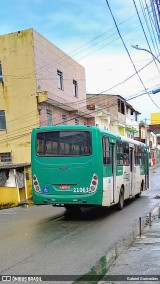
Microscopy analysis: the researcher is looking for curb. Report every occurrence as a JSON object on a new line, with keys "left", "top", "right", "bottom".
{"left": 18, "top": 200, "right": 34, "bottom": 207}
{"left": 104, "top": 215, "right": 147, "bottom": 268}
{"left": 101, "top": 205, "right": 160, "bottom": 279}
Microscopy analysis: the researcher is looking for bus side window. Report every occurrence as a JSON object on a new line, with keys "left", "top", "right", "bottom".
{"left": 135, "top": 145, "right": 141, "bottom": 165}
{"left": 102, "top": 136, "right": 110, "bottom": 165}
{"left": 117, "top": 140, "right": 123, "bottom": 165}
{"left": 123, "top": 142, "right": 129, "bottom": 165}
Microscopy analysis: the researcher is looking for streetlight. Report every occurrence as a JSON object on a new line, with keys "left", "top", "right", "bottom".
{"left": 132, "top": 45, "right": 160, "bottom": 147}
{"left": 132, "top": 45, "right": 160, "bottom": 95}
{"left": 132, "top": 45, "right": 160, "bottom": 64}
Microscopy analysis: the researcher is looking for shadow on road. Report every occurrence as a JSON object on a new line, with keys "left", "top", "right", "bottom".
{"left": 63, "top": 198, "right": 138, "bottom": 221}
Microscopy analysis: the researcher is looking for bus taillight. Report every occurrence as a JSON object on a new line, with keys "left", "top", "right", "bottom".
{"left": 89, "top": 174, "right": 98, "bottom": 193}
{"left": 92, "top": 180, "right": 97, "bottom": 186}
{"left": 33, "top": 174, "right": 42, "bottom": 193}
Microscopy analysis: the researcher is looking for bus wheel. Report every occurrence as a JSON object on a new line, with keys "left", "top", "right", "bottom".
{"left": 64, "top": 205, "right": 81, "bottom": 214}
{"left": 136, "top": 182, "right": 143, "bottom": 198}
{"left": 117, "top": 188, "right": 124, "bottom": 210}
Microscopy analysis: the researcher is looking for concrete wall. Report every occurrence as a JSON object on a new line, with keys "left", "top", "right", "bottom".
{"left": 0, "top": 29, "right": 39, "bottom": 164}
{"left": 0, "top": 28, "right": 89, "bottom": 207}
{"left": 39, "top": 103, "right": 88, "bottom": 126}
{"left": 0, "top": 187, "right": 19, "bottom": 208}
{"left": 25, "top": 165, "right": 32, "bottom": 200}
{"left": 33, "top": 29, "right": 87, "bottom": 111}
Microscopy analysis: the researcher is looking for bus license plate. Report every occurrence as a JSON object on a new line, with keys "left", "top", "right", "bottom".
{"left": 60, "top": 185, "right": 70, "bottom": 190}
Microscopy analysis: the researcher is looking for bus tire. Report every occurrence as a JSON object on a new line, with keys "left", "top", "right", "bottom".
{"left": 136, "top": 181, "right": 143, "bottom": 198}
{"left": 64, "top": 204, "right": 81, "bottom": 214}
{"left": 117, "top": 188, "right": 124, "bottom": 210}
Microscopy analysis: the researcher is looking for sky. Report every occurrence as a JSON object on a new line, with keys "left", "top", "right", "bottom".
{"left": 1, "top": 0, "right": 160, "bottom": 123}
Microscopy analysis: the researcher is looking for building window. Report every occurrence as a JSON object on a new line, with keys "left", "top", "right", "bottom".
{"left": 62, "top": 114, "right": 67, "bottom": 125}
{"left": 118, "top": 98, "right": 125, "bottom": 114}
{"left": 0, "top": 110, "right": 6, "bottom": 130}
{"left": 0, "top": 152, "right": 12, "bottom": 162}
{"left": 0, "top": 62, "right": 3, "bottom": 82}
{"left": 57, "top": 70, "right": 63, "bottom": 90}
{"left": 126, "top": 106, "right": 129, "bottom": 116}
{"left": 73, "top": 80, "right": 78, "bottom": 97}
{"left": 46, "top": 109, "right": 52, "bottom": 125}
{"left": 75, "top": 118, "right": 79, "bottom": 125}
{"left": 135, "top": 113, "right": 138, "bottom": 121}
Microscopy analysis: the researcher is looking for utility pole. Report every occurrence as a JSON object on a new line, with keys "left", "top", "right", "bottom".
{"left": 144, "top": 118, "right": 148, "bottom": 145}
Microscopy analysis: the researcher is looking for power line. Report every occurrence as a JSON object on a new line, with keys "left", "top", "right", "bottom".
{"left": 133, "top": 0, "right": 160, "bottom": 72}
{"left": 150, "top": 0, "right": 160, "bottom": 42}
{"left": 141, "top": 0, "right": 160, "bottom": 56}
{"left": 1, "top": 87, "right": 158, "bottom": 143}
{"left": 0, "top": 7, "right": 158, "bottom": 112}
{"left": 105, "top": 0, "right": 160, "bottom": 110}
{"left": 1, "top": 11, "right": 146, "bottom": 90}
{"left": 0, "top": 3, "right": 159, "bottom": 139}
{"left": 1, "top": 54, "right": 159, "bottom": 129}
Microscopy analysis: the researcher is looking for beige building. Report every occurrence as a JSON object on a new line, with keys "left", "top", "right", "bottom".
{"left": 86, "top": 94, "right": 140, "bottom": 137}
{"left": 0, "top": 28, "right": 92, "bottom": 207}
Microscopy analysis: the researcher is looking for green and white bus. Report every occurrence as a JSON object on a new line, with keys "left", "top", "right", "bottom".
{"left": 31, "top": 125, "right": 149, "bottom": 212}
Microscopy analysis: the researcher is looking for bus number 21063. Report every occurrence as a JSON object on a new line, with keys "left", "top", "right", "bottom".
{"left": 73, "top": 187, "right": 89, "bottom": 193}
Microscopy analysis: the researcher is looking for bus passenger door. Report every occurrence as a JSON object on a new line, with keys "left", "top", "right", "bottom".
{"left": 129, "top": 147, "right": 134, "bottom": 197}
{"left": 110, "top": 143, "right": 116, "bottom": 203}
{"left": 102, "top": 137, "right": 116, "bottom": 206}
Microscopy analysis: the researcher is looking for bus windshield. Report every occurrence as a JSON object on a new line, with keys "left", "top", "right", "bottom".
{"left": 36, "top": 130, "right": 92, "bottom": 157}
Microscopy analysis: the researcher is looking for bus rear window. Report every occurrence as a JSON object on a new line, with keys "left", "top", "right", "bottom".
{"left": 36, "top": 131, "right": 91, "bottom": 156}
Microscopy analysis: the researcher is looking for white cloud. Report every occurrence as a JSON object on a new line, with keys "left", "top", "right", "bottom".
{"left": 81, "top": 52, "right": 160, "bottom": 121}
{"left": 0, "top": 0, "right": 159, "bottom": 122}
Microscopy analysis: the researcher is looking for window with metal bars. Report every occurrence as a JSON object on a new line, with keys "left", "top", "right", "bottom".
{"left": 57, "top": 70, "right": 63, "bottom": 90}
{"left": 62, "top": 114, "right": 67, "bottom": 125}
{"left": 75, "top": 118, "right": 79, "bottom": 125}
{"left": 0, "top": 110, "right": 6, "bottom": 130}
{"left": 0, "top": 62, "right": 3, "bottom": 83}
{"left": 0, "top": 152, "right": 12, "bottom": 162}
{"left": 73, "top": 79, "right": 78, "bottom": 97}
{"left": 46, "top": 109, "right": 52, "bottom": 125}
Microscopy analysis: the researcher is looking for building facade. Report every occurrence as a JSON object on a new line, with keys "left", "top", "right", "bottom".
{"left": 0, "top": 28, "right": 92, "bottom": 206}
{"left": 86, "top": 94, "right": 140, "bottom": 137}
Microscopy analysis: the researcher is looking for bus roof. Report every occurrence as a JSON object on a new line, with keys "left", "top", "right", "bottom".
{"left": 32, "top": 125, "right": 146, "bottom": 147}
{"left": 120, "top": 135, "right": 147, "bottom": 147}
{"left": 32, "top": 125, "right": 121, "bottom": 139}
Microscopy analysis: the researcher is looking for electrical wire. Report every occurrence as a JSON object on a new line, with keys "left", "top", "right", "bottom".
{"left": 1, "top": 9, "right": 147, "bottom": 91}
{"left": 0, "top": 3, "right": 160, "bottom": 141}
{"left": 133, "top": 0, "right": 160, "bottom": 72}
{"left": 139, "top": 0, "right": 160, "bottom": 58}
{"left": 1, "top": 84, "right": 159, "bottom": 143}
{"left": 1, "top": 53, "right": 160, "bottom": 129}
{"left": 105, "top": 0, "right": 160, "bottom": 110}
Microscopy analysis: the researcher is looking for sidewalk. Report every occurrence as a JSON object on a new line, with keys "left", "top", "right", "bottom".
{"left": 99, "top": 210, "right": 160, "bottom": 283}
{"left": 97, "top": 165, "right": 160, "bottom": 284}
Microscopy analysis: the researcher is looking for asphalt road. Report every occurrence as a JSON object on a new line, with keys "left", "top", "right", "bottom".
{"left": 0, "top": 166, "right": 160, "bottom": 280}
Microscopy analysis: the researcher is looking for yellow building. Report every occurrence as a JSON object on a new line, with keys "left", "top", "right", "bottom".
{"left": 0, "top": 28, "right": 90, "bottom": 207}
{"left": 151, "top": 113, "right": 160, "bottom": 125}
